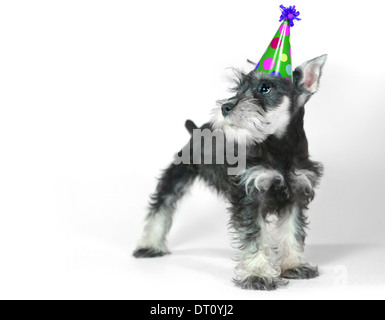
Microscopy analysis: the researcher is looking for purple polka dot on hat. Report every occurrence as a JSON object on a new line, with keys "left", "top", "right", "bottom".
{"left": 263, "top": 58, "right": 275, "bottom": 71}
{"left": 279, "top": 23, "right": 290, "bottom": 36}
{"left": 270, "top": 38, "right": 282, "bottom": 49}
{"left": 270, "top": 71, "right": 281, "bottom": 77}
{"left": 285, "top": 77, "right": 291, "bottom": 82}
{"left": 289, "top": 48, "right": 292, "bottom": 57}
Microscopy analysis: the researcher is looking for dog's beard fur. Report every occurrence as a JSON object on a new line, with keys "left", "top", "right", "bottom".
{"left": 210, "top": 70, "right": 293, "bottom": 145}
{"left": 211, "top": 96, "right": 291, "bottom": 145}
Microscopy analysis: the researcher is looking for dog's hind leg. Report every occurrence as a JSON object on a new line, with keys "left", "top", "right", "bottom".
{"left": 133, "top": 163, "right": 197, "bottom": 258}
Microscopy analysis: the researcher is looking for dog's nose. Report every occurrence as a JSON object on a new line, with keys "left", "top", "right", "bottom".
{"left": 221, "top": 103, "right": 235, "bottom": 117}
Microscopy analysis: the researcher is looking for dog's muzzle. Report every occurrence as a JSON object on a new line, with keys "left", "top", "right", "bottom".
{"left": 221, "top": 103, "right": 236, "bottom": 117}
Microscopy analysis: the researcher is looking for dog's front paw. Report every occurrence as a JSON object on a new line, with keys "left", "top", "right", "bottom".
{"left": 133, "top": 247, "right": 169, "bottom": 258}
{"left": 274, "top": 183, "right": 290, "bottom": 201}
{"left": 234, "top": 276, "right": 287, "bottom": 291}
{"left": 282, "top": 265, "right": 319, "bottom": 280}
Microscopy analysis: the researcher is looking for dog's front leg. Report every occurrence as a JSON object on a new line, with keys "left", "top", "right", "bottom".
{"left": 231, "top": 205, "right": 286, "bottom": 291}
{"left": 277, "top": 204, "right": 319, "bottom": 280}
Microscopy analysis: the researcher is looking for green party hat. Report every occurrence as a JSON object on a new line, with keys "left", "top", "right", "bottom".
{"left": 255, "top": 5, "right": 301, "bottom": 82}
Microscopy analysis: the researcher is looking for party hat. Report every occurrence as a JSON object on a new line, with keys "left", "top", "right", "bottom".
{"left": 255, "top": 5, "right": 301, "bottom": 82}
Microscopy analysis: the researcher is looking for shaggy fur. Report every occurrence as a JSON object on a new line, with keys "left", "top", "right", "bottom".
{"left": 134, "top": 55, "right": 327, "bottom": 290}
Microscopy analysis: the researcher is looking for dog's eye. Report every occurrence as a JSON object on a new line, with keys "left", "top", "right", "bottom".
{"left": 258, "top": 83, "right": 271, "bottom": 95}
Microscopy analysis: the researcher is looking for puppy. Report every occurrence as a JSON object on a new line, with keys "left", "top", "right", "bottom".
{"left": 134, "top": 55, "right": 327, "bottom": 291}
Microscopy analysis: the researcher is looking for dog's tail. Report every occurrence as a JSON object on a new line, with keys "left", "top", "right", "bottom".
{"left": 185, "top": 120, "right": 198, "bottom": 135}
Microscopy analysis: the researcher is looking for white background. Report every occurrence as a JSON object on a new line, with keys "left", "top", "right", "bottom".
{"left": 1, "top": 0, "right": 385, "bottom": 300}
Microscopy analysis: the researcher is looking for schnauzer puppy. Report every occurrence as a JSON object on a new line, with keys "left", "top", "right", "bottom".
{"left": 134, "top": 55, "right": 327, "bottom": 291}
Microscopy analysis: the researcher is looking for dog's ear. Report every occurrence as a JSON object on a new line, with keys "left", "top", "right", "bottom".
{"left": 293, "top": 54, "right": 327, "bottom": 105}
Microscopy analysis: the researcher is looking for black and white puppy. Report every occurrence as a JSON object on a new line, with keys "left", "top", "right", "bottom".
{"left": 134, "top": 55, "right": 327, "bottom": 291}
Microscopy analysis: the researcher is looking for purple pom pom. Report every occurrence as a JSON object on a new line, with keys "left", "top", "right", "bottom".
{"left": 279, "top": 5, "right": 301, "bottom": 27}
